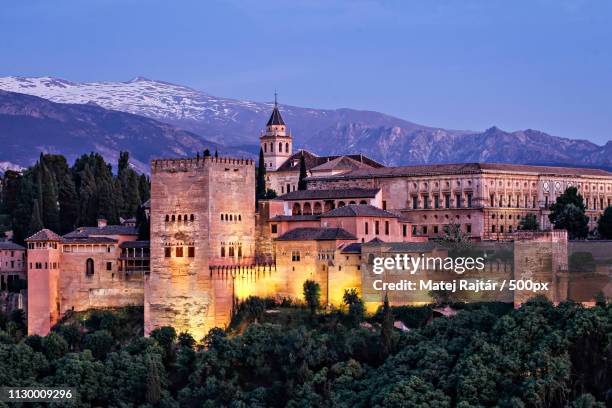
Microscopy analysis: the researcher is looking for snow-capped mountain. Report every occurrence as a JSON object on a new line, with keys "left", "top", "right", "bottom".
{"left": 0, "top": 76, "right": 611, "bottom": 169}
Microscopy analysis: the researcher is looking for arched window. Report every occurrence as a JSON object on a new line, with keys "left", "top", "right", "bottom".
{"left": 238, "top": 215, "right": 241, "bottom": 221}
{"left": 221, "top": 246, "right": 225, "bottom": 257}
{"left": 230, "top": 214, "right": 233, "bottom": 221}
{"left": 303, "top": 202, "right": 312, "bottom": 215}
{"left": 220, "top": 214, "right": 223, "bottom": 221}
{"left": 165, "top": 215, "right": 169, "bottom": 222}
{"left": 286, "top": 142, "right": 289, "bottom": 152}
{"left": 264, "top": 144, "right": 267, "bottom": 153}
{"left": 184, "top": 214, "right": 188, "bottom": 222}
{"left": 292, "top": 203, "right": 302, "bottom": 215}
{"left": 178, "top": 215, "right": 182, "bottom": 221}
{"left": 270, "top": 142, "right": 273, "bottom": 152}
{"left": 359, "top": 200, "right": 367, "bottom": 205}
{"left": 338, "top": 201, "right": 346, "bottom": 207}
{"left": 313, "top": 202, "right": 322, "bottom": 215}
{"left": 171, "top": 215, "right": 176, "bottom": 222}
{"left": 229, "top": 246, "right": 235, "bottom": 257}
{"left": 86, "top": 258, "right": 94, "bottom": 276}
{"left": 190, "top": 214, "right": 195, "bottom": 221}
{"left": 238, "top": 246, "right": 242, "bottom": 258}
{"left": 279, "top": 142, "right": 283, "bottom": 152}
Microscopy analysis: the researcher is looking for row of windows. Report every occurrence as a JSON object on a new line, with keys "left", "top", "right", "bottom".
{"left": 27, "top": 242, "right": 58, "bottom": 249}
{"left": 412, "top": 194, "right": 473, "bottom": 210}
{"left": 30, "top": 262, "right": 59, "bottom": 270}
{"left": 263, "top": 142, "right": 290, "bottom": 154}
{"left": 220, "top": 213, "right": 242, "bottom": 222}
{"left": 165, "top": 214, "right": 195, "bottom": 222}
{"left": 164, "top": 246, "right": 196, "bottom": 258}
{"left": 3, "top": 261, "right": 22, "bottom": 268}
{"left": 413, "top": 224, "right": 472, "bottom": 236}
{"left": 221, "top": 245, "right": 243, "bottom": 258}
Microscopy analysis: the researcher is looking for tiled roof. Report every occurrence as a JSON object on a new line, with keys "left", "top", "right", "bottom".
{"left": 276, "top": 188, "right": 380, "bottom": 201}
{"left": 269, "top": 215, "right": 321, "bottom": 222}
{"left": 63, "top": 225, "right": 138, "bottom": 239}
{"left": 0, "top": 241, "right": 25, "bottom": 250}
{"left": 275, "top": 150, "right": 384, "bottom": 173}
{"left": 26, "top": 229, "right": 63, "bottom": 242}
{"left": 311, "top": 162, "right": 612, "bottom": 180}
{"left": 276, "top": 227, "right": 357, "bottom": 241}
{"left": 341, "top": 243, "right": 362, "bottom": 254}
{"left": 120, "top": 240, "right": 150, "bottom": 248}
{"left": 310, "top": 156, "right": 372, "bottom": 172}
{"left": 321, "top": 204, "right": 398, "bottom": 218}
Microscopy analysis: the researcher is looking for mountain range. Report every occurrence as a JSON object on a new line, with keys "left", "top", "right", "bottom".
{"left": 0, "top": 76, "right": 610, "bottom": 173}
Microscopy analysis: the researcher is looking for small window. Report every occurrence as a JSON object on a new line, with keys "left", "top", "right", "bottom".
{"left": 385, "top": 221, "right": 390, "bottom": 235}
{"left": 375, "top": 221, "right": 380, "bottom": 235}
{"left": 188, "top": 246, "right": 195, "bottom": 257}
{"left": 190, "top": 214, "right": 195, "bottom": 221}
{"left": 165, "top": 215, "right": 170, "bottom": 222}
{"left": 229, "top": 246, "right": 235, "bottom": 257}
{"left": 402, "top": 224, "right": 407, "bottom": 237}
{"left": 171, "top": 215, "right": 176, "bottom": 222}
{"left": 106, "top": 262, "right": 112, "bottom": 271}
{"left": 176, "top": 247, "right": 184, "bottom": 257}
{"left": 221, "top": 247, "right": 225, "bottom": 257}
{"left": 291, "top": 251, "right": 301, "bottom": 262}
{"left": 365, "top": 222, "right": 369, "bottom": 235}
{"left": 164, "top": 247, "right": 171, "bottom": 257}
{"left": 178, "top": 214, "right": 182, "bottom": 221}
{"left": 86, "top": 258, "right": 94, "bottom": 276}
{"left": 271, "top": 224, "right": 278, "bottom": 234}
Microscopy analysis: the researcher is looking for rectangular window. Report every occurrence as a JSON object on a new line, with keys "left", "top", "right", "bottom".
{"left": 402, "top": 224, "right": 407, "bottom": 237}
{"left": 382, "top": 201, "right": 387, "bottom": 210}
{"left": 491, "top": 225, "right": 496, "bottom": 233}
{"left": 188, "top": 247, "right": 195, "bottom": 257}
{"left": 467, "top": 194, "right": 472, "bottom": 208}
{"left": 433, "top": 225, "right": 439, "bottom": 234}
{"left": 164, "top": 247, "right": 171, "bottom": 258}
{"left": 271, "top": 224, "right": 278, "bottom": 234}
{"left": 533, "top": 196, "right": 537, "bottom": 208}
{"left": 500, "top": 225, "right": 504, "bottom": 233}
{"left": 106, "top": 262, "right": 112, "bottom": 271}
{"left": 490, "top": 194, "right": 495, "bottom": 207}
{"left": 176, "top": 247, "right": 184, "bottom": 257}
{"left": 291, "top": 251, "right": 300, "bottom": 262}
{"left": 445, "top": 195, "right": 451, "bottom": 208}
{"left": 545, "top": 196, "right": 549, "bottom": 208}
{"left": 422, "top": 226, "right": 428, "bottom": 235}
{"left": 466, "top": 224, "right": 472, "bottom": 234}
{"left": 365, "top": 222, "right": 369, "bottom": 235}
{"left": 384, "top": 221, "right": 389, "bottom": 235}
{"left": 423, "top": 195, "right": 429, "bottom": 209}
{"left": 434, "top": 195, "right": 440, "bottom": 209}
{"left": 412, "top": 196, "right": 418, "bottom": 209}
{"left": 456, "top": 194, "right": 462, "bottom": 208}
{"left": 375, "top": 221, "right": 380, "bottom": 235}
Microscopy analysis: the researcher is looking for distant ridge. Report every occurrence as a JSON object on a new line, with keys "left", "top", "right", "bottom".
{"left": 0, "top": 76, "right": 611, "bottom": 169}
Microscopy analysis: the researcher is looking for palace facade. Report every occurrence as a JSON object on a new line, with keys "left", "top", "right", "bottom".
{"left": 24, "top": 101, "right": 612, "bottom": 338}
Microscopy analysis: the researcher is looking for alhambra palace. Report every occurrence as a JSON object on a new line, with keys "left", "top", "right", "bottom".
{"left": 6, "top": 102, "right": 611, "bottom": 339}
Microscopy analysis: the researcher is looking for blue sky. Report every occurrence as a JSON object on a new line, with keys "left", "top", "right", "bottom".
{"left": 1, "top": 0, "right": 611, "bottom": 144}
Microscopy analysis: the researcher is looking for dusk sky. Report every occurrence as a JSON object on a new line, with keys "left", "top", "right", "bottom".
{"left": 2, "top": 0, "right": 611, "bottom": 145}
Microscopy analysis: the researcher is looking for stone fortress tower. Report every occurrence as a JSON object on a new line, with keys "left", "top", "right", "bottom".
{"left": 260, "top": 93, "right": 292, "bottom": 171}
{"left": 146, "top": 156, "right": 256, "bottom": 340}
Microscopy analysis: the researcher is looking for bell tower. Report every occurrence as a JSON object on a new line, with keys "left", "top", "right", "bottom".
{"left": 260, "top": 93, "right": 292, "bottom": 171}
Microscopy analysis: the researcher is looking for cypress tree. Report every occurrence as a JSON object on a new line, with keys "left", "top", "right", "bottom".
{"left": 380, "top": 293, "right": 394, "bottom": 358}
{"left": 78, "top": 164, "right": 97, "bottom": 226}
{"left": 138, "top": 174, "right": 150, "bottom": 204}
{"left": 41, "top": 162, "right": 60, "bottom": 232}
{"left": 28, "top": 199, "right": 44, "bottom": 236}
{"left": 136, "top": 204, "right": 150, "bottom": 240}
{"left": 12, "top": 173, "right": 36, "bottom": 243}
{"left": 298, "top": 152, "right": 308, "bottom": 190}
{"left": 256, "top": 148, "right": 266, "bottom": 199}
{"left": 58, "top": 172, "right": 79, "bottom": 234}
{"left": 214, "top": 149, "right": 219, "bottom": 158}
{"left": 124, "top": 171, "right": 141, "bottom": 218}
{"left": 145, "top": 355, "right": 161, "bottom": 405}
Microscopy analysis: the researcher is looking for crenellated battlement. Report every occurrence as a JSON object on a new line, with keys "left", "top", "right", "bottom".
{"left": 151, "top": 156, "right": 254, "bottom": 173}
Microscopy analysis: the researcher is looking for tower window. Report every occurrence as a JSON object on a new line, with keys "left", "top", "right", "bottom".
{"left": 164, "top": 247, "right": 171, "bottom": 257}
{"left": 264, "top": 144, "right": 267, "bottom": 153}
{"left": 286, "top": 142, "right": 289, "bottom": 152}
{"left": 221, "top": 246, "right": 225, "bottom": 257}
{"left": 176, "top": 247, "right": 184, "bottom": 257}
{"left": 188, "top": 247, "right": 195, "bottom": 257}
{"left": 279, "top": 142, "right": 282, "bottom": 152}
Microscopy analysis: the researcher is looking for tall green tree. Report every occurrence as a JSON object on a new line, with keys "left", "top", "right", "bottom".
{"left": 40, "top": 162, "right": 60, "bottom": 232}
{"left": 256, "top": 148, "right": 267, "bottom": 200}
{"left": 28, "top": 199, "right": 44, "bottom": 236}
{"left": 58, "top": 172, "right": 79, "bottom": 234}
{"left": 380, "top": 294, "right": 394, "bottom": 357}
{"left": 596, "top": 206, "right": 612, "bottom": 239}
{"left": 298, "top": 152, "right": 308, "bottom": 190}
{"left": 138, "top": 174, "right": 150, "bottom": 203}
{"left": 549, "top": 187, "right": 589, "bottom": 239}
{"left": 11, "top": 172, "right": 35, "bottom": 243}
{"left": 136, "top": 204, "right": 150, "bottom": 240}
{"left": 78, "top": 164, "right": 98, "bottom": 226}
{"left": 303, "top": 280, "right": 321, "bottom": 316}
{"left": 145, "top": 355, "right": 162, "bottom": 405}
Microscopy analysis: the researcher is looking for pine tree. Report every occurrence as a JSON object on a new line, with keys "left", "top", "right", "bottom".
{"left": 58, "top": 172, "right": 79, "bottom": 234}
{"left": 256, "top": 148, "right": 266, "bottom": 200}
{"left": 28, "top": 199, "right": 44, "bottom": 236}
{"left": 298, "top": 152, "right": 308, "bottom": 191}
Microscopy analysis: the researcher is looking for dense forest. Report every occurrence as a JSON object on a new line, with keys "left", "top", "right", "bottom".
{"left": 0, "top": 296, "right": 609, "bottom": 407}
{"left": 0, "top": 152, "right": 150, "bottom": 243}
